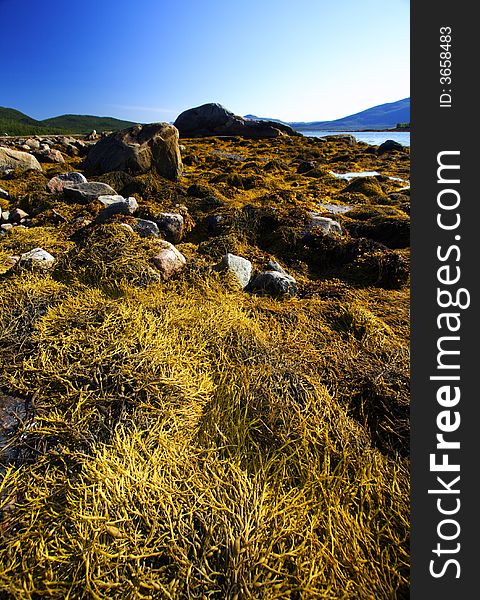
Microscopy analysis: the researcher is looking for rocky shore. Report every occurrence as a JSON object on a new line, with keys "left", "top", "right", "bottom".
{"left": 0, "top": 105, "right": 410, "bottom": 598}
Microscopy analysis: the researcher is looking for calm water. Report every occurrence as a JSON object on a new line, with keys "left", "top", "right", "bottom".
{"left": 297, "top": 130, "right": 410, "bottom": 147}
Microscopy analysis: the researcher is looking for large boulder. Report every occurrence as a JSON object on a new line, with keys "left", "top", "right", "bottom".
{"left": 378, "top": 139, "right": 404, "bottom": 154}
{"left": 83, "top": 123, "right": 182, "bottom": 180}
{"left": 174, "top": 103, "right": 300, "bottom": 139}
{"left": 0, "top": 148, "right": 42, "bottom": 172}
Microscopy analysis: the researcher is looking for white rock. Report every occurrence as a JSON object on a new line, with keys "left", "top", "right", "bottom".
{"left": 19, "top": 248, "right": 55, "bottom": 269}
{"left": 215, "top": 253, "right": 252, "bottom": 288}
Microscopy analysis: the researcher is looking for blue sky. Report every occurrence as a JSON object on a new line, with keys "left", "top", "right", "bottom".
{"left": 0, "top": 0, "right": 409, "bottom": 123}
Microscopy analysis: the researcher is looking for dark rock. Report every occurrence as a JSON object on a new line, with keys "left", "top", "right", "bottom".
{"left": 248, "top": 270, "right": 297, "bottom": 297}
{"left": 174, "top": 103, "right": 301, "bottom": 139}
{"left": 187, "top": 183, "right": 212, "bottom": 198}
{"left": 84, "top": 122, "right": 183, "bottom": 181}
{"left": 9, "top": 208, "right": 29, "bottom": 223}
{"left": 0, "top": 391, "right": 29, "bottom": 465}
{"left": 0, "top": 187, "right": 10, "bottom": 200}
{"left": 204, "top": 214, "right": 225, "bottom": 235}
{"left": 63, "top": 182, "right": 117, "bottom": 203}
{"left": 378, "top": 139, "right": 404, "bottom": 154}
{"left": 297, "top": 160, "right": 316, "bottom": 174}
{"left": 156, "top": 212, "right": 184, "bottom": 243}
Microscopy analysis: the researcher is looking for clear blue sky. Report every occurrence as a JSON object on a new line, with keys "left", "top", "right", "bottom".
{"left": 0, "top": 0, "right": 409, "bottom": 123}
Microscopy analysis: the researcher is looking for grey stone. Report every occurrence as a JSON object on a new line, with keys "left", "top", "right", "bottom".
{"left": 248, "top": 270, "right": 297, "bottom": 297}
{"left": 24, "top": 138, "right": 40, "bottom": 149}
{"left": 0, "top": 148, "right": 42, "bottom": 172}
{"left": 0, "top": 187, "right": 9, "bottom": 200}
{"left": 215, "top": 253, "right": 252, "bottom": 288}
{"left": 134, "top": 219, "right": 160, "bottom": 237}
{"left": 265, "top": 260, "right": 287, "bottom": 274}
{"left": 305, "top": 214, "right": 342, "bottom": 236}
{"left": 323, "top": 134, "right": 357, "bottom": 146}
{"left": 33, "top": 149, "right": 65, "bottom": 164}
{"left": 63, "top": 182, "right": 117, "bottom": 203}
{"left": 95, "top": 196, "right": 138, "bottom": 223}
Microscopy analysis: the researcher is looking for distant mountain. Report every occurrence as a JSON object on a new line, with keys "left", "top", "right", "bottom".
{"left": 244, "top": 98, "right": 410, "bottom": 131}
{"left": 0, "top": 106, "right": 139, "bottom": 136}
{"left": 244, "top": 114, "right": 289, "bottom": 125}
{"left": 291, "top": 99, "right": 410, "bottom": 131}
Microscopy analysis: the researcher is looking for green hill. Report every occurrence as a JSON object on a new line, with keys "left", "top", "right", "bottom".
{"left": 0, "top": 107, "right": 139, "bottom": 136}
{"left": 41, "top": 114, "right": 138, "bottom": 134}
{"left": 0, "top": 107, "right": 67, "bottom": 136}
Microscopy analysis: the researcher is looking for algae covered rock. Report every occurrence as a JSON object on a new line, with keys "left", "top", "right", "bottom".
{"left": 84, "top": 122, "right": 183, "bottom": 181}
{"left": 342, "top": 176, "right": 385, "bottom": 198}
{"left": 215, "top": 253, "right": 252, "bottom": 288}
{"left": 0, "top": 148, "right": 42, "bottom": 172}
{"left": 305, "top": 214, "right": 342, "bottom": 236}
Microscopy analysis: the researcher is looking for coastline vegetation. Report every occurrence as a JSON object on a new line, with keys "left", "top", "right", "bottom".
{"left": 0, "top": 133, "right": 410, "bottom": 598}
